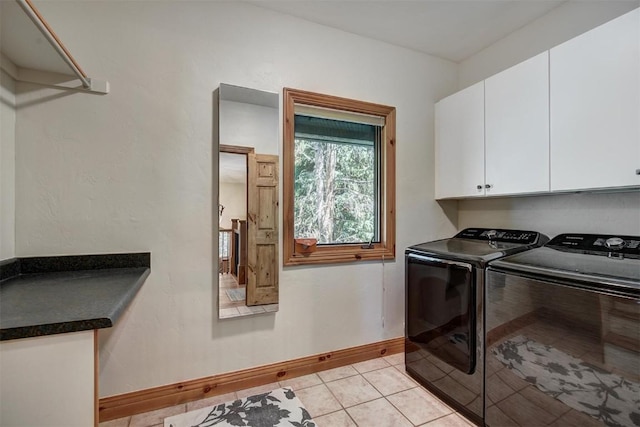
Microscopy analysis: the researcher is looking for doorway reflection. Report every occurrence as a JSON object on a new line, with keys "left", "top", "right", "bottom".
{"left": 217, "top": 83, "right": 279, "bottom": 319}
{"left": 218, "top": 149, "right": 278, "bottom": 318}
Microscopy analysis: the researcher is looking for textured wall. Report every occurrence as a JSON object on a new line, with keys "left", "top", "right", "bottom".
{"left": 1, "top": 70, "right": 15, "bottom": 260}
{"left": 458, "top": 192, "right": 640, "bottom": 237}
{"left": 14, "top": 1, "right": 458, "bottom": 396}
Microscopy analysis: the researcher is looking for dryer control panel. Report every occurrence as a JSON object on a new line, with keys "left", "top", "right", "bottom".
{"left": 455, "top": 228, "right": 542, "bottom": 244}
{"left": 547, "top": 233, "right": 640, "bottom": 258}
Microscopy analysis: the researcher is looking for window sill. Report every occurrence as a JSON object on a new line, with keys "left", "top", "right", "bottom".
{"left": 284, "top": 245, "right": 395, "bottom": 266}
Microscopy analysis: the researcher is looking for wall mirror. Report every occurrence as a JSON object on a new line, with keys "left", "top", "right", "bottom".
{"left": 218, "top": 83, "right": 279, "bottom": 319}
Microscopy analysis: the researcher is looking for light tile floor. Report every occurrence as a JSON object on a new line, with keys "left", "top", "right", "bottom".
{"left": 99, "top": 353, "right": 475, "bottom": 427}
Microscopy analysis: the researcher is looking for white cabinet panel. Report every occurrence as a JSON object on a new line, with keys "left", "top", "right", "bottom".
{"left": 550, "top": 8, "right": 640, "bottom": 192}
{"left": 485, "top": 52, "right": 550, "bottom": 196}
{"left": 435, "top": 81, "right": 485, "bottom": 199}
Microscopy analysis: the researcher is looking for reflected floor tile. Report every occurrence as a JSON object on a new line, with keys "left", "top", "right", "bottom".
{"left": 295, "top": 384, "right": 342, "bottom": 417}
{"left": 219, "top": 307, "right": 240, "bottom": 318}
{"left": 486, "top": 373, "right": 516, "bottom": 404}
{"left": 549, "top": 408, "right": 604, "bottom": 427}
{"left": 497, "top": 392, "right": 557, "bottom": 426}
{"left": 432, "top": 375, "right": 477, "bottom": 405}
{"left": 519, "top": 386, "right": 571, "bottom": 418}
{"left": 495, "top": 366, "right": 530, "bottom": 392}
{"left": 263, "top": 304, "right": 278, "bottom": 312}
{"left": 325, "top": 375, "right": 382, "bottom": 408}
{"left": 486, "top": 404, "right": 518, "bottom": 427}
{"left": 486, "top": 352, "right": 506, "bottom": 376}
{"left": 347, "top": 398, "right": 412, "bottom": 427}
{"left": 387, "top": 387, "right": 452, "bottom": 425}
{"left": 238, "top": 305, "right": 266, "bottom": 315}
{"left": 406, "top": 350, "right": 423, "bottom": 363}
{"left": 318, "top": 365, "right": 359, "bottom": 383}
{"left": 407, "top": 359, "right": 447, "bottom": 383}
{"left": 425, "top": 354, "right": 456, "bottom": 374}
{"left": 314, "top": 410, "right": 357, "bottom": 427}
{"left": 363, "top": 366, "right": 416, "bottom": 396}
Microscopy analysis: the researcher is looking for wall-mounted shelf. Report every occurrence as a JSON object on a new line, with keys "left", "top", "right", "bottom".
{"left": 0, "top": 0, "right": 108, "bottom": 94}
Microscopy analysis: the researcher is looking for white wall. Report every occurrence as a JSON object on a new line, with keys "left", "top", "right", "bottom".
{"left": 457, "top": 3, "right": 640, "bottom": 237}
{"left": 0, "top": 69, "right": 16, "bottom": 260}
{"left": 14, "top": 1, "right": 458, "bottom": 396}
{"left": 219, "top": 182, "right": 246, "bottom": 229}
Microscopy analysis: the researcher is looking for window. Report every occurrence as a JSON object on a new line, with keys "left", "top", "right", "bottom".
{"left": 283, "top": 88, "right": 396, "bottom": 265}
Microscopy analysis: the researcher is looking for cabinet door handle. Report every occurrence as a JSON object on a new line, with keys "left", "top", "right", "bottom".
{"left": 485, "top": 184, "right": 492, "bottom": 189}
{"left": 476, "top": 185, "right": 483, "bottom": 190}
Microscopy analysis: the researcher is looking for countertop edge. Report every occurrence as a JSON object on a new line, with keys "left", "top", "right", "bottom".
{"left": 105, "top": 267, "right": 151, "bottom": 325}
{"left": 0, "top": 253, "right": 151, "bottom": 342}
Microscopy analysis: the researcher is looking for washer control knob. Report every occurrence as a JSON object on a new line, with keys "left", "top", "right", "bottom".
{"left": 605, "top": 237, "right": 626, "bottom": 250}
{"left": 486, "top": 230, "right": 498, "bottom": 239}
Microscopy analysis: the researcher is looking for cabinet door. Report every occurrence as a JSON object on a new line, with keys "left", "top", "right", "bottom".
{"left": 435, "top": 81, "right": 485, "bottom": 199}
{"left": 550, "top": 8, "right": 639, "bottom": 191}
{"left": 485, "top": 52, "right": 550, "bottom": 196}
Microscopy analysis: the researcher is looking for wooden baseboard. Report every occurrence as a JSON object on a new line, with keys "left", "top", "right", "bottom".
{"left": 99, "top": 336, "right": 404, "bottom": 422}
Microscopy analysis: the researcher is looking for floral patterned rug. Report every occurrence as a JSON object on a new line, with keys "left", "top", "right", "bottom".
{"left": 164, "top": 387, "right": 316, "bottom": 427}
{"left": 493, "top": 335, "right": 640, "bottom": 427}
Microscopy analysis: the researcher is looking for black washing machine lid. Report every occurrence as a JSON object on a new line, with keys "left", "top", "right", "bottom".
{"left": 406, "top": 228, "right": 548, "bottom": 267}
{"left": 489, "top": 233, "right": 640, "bottom": 295}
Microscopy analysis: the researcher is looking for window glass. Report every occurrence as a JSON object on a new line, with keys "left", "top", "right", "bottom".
{"left": 294, "top": 115, "right": 381, "bottom": 245}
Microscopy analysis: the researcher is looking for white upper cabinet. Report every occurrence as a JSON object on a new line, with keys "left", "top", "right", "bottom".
{"left": 435, "top": 81, "right": 485, "bottom": 199}
{"left": 485, "top": 52, "right": 550, "bottom": 196}
{"left": 550, "top": 8, "right": 639, "bottom": 192}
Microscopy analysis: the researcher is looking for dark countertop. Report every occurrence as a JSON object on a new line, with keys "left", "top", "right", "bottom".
{"left": 0, "top": 253, "right": 150, "bottom": 341}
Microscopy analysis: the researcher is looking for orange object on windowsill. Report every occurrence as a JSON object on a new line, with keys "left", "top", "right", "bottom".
{"left": 294, "top": 238, "right": 317, "bottom": 255}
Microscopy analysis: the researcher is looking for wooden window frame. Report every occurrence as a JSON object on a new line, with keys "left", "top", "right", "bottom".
{"left": 283, "top": 88, "right": 396, "bottom": 266}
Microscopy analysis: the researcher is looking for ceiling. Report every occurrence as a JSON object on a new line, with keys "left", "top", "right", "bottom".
{"left": 249, "top": 0, "right": 572, "bottom": 62}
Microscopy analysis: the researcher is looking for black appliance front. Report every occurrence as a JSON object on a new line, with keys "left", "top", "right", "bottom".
{"left": 406, "top": 254, "right": 475, "bottom": 373}
{"left": 405, "top": 252, "right": 483, "bottom": 424}
{"left": 485, "top": 233, "right": 639, "bottom": 427}
{"left": 485, "top": 269, "right": 639, "bottom": 427}
{"left": 404, "top": 228, "right": 548, "bottom": 425}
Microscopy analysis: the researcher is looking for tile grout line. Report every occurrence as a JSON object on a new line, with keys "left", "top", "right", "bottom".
{"left": 338, "top": 364, "right": 421, "bottom": 426}
{"left": 361, "top": 369, "right": 423, "bottom": 426}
